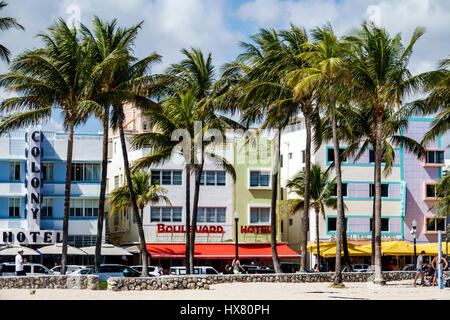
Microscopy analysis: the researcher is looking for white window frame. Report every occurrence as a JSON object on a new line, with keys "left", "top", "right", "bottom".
{"left": 248, "top": 205, "right": 271, "bottom": 225}
{"left": 197, "top": 207, "right": 227, "bottom": 224}
{"left": 248, "top": 169, "right": 272, "bottom": 190}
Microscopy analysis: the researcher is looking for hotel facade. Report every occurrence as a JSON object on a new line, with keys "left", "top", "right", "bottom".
{"left": 279, "top": 117, "right": 446, "bottom": 268}
{"left": 0, "top": 130, "right": 104, "bottom": 250}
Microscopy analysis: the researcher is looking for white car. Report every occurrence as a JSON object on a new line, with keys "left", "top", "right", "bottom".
{"left": 70, "top": 264, "right": 141, "bottom": 281}
{"left": 169, "top": 266, "right": 219, "bottom": 276}
{"left": 50, "top": 265, "right": 85, "bottom": 275}
{"left": 342, "top": 264, "right": 370, "bottom": 273}
{"left": 130, "top": 265, "right": 162, "bottom": 277}
{"left": 0, "top": 263, "right": 53, "bottom": 276}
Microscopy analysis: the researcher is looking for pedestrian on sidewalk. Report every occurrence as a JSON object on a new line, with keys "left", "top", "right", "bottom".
{"left": 414, "top": 251, "right": 426, "bottom": 287}
{"left": 15, "top": 249, "right": 26, "bottom": 276}
{"left": 232, "top": 258, "right": 245, "bottom": 274}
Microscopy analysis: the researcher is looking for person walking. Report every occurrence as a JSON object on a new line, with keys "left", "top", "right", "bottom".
{"left": 413, "top": 251, "right": 427, "bottom": 287}
{"left": 431, "top": 254, "right": 448, "bottom": 287}
{"left": 15, "top": 249, "right": 26, "bottom": 276}
{"left": 232, "top": 258, "right": 245, "bottom": 274}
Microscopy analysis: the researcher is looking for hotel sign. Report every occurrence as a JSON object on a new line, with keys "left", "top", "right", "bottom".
{"left": 0, "top": 130, "right": 62, "bottom": 245}
{"left": 329, "top": 234, "right": 402, "bottom": 241}
{"left": 157, "top": 224, "right": 225, "bottom": 234}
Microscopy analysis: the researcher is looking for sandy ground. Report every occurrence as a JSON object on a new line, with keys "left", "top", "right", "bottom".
{"left": 0, "top": 280, "right": 449, "bottom": 300}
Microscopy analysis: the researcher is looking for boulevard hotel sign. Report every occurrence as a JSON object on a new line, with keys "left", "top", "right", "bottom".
{"left": 1, "top": 130, "right": 62, "bottom": 245}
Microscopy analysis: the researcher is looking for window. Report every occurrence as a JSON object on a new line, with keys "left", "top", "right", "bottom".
{"left": 425, "top": 184, "right": 438, "bottom": 199}
{"left": 114, "top": 175, "right": 119, "bottom": 189}
{"left": 68, "top": 235, "right": 96, "bottom": 248}
{"left": 369, "top": 150, "right": 386, "bottom": 163}
{"left": 327, "top": 217, "right": 348, "bottom": 232}
{"left": 9, "top": 161, "right": 21, "bottom": 181}
{"left": 69, "top": 199, "right": 99, "bottom": 217}
{"left": 249, "top": 170, "right": 270, "bottom": 187}
{"left": 331, "top": 183, "right": 348, "bottom": 197}
{"left": 71, "top": 163, "right": 100, "bottom": 182}
{"left": 42, "top": 198, "right": 53, "bottom": 217}
{"left": 250, "top": 207, "right": 270, "bottom": 224}
{"left": 199, "top": 171, "right": 226, "bottom": 186}
{"left": 151, "top": 170, "right": 182, "bottom": 185}
{"left": 369, "top": 218, "right": 389, "bottom": 232}
{"left": 327, "top": 148, "right": 347, "bottom": 163}
{"left": 289, "top": 218, "right": 293, "bottom": 226}
{"left": 42, "top": 163, "right": 54, "bottom": 181}
{"left": 302, "top": 150, "right": 306, "bottom": 164}
{"left": 425, "top": 150, "right": 444, "bottom": 164}
{"left": 151, "top": 207, "right": 182, "bottom": 222}
{"left": 197, "top": 207, "right": 226, "bottom": 223}
{"left": 8, "top": 198, "right": 20, "bottom": 217}
{"left": 425, "top": 217, "right": 446, "bottom": 233}
{"left": 370, "top": 184, "right": 389, "bottom": 197}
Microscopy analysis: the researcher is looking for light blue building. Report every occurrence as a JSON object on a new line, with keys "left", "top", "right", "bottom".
{"left": 0, "top": 130, "right": 103, "bottom": 249}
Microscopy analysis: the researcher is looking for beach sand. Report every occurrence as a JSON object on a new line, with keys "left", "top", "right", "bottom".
{"left": 0, "top": 280, "right": 449, "bottom": 300}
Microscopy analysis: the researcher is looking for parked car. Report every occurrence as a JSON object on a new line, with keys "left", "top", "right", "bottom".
{"left": 131, "top": 265, "right": 161, "bottom": 277}
{"left": 402, "top": 264, "right": 415, "bottom": 271}
{"left": 342, "top": 264, "right": 370, "bottom": 273}
{"left": 50, "top": 265, "right": 85, "bottom": 275}
{"left": 280, "top": 263, "right": 301, "bottom": 273}
{"left": 169, "top": 266, "right": 219, "bottom": 275}
{"left": 0, "top": 263, "right": 53, "bottom": 276}
{"left": 70, "top": 264, "right": 141, "bottom": 281}
{"left": 242, "top": 265, "right": 275, "bottom": 274}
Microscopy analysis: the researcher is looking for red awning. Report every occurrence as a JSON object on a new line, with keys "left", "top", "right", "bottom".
{"left": 146, "top": 243, "right": 301, "bottom": 259}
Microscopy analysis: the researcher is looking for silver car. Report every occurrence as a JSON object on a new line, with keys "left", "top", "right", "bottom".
{"left": 50, "top": 265, "right": 85, "bottom": 275}
{"left": 70, "top": 264, "right": 140, "bottom": 281}
{"left": 0, "top": 263, "right": 53, "bottom": 276}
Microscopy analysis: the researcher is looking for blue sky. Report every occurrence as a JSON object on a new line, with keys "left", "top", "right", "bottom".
{"left": 0, "top": 0, "right": 449, "bottom": 141}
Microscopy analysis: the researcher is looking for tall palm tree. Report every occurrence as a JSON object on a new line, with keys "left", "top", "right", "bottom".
{"left": 279, "top": 164, "right": 338, "bottom": 268}
{"left": 431, "top": 174, "right": 450, "bottom": 218}
{"left": 419, "top": 57, "right": 450, "bottom": 144}
{"left": 223, "top": 25, "right": 316, "bottom": 272}
{"left": 291, "top": 23, "right": 350, "bottom": 284}
{"left": 343, "top": 21, "right": 425, "bottom": 285}
{"left": 109, "top": 170, "right": 171, "bottom": 265}
{"left": 80, "top": 17, "right": 144, "bottom": 273}
{"left": 0, "top": 19, "right": 91, "bottom": 274}
{"left": 0, "top": 1, "right": 24, "bottom": 63}
{"left": 131, "top": 88, "right": 238, "bottom": 274}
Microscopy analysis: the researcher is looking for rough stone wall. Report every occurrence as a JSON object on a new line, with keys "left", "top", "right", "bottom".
{"left": 0, "top": 275, "right": 99, "bottom": 290}
{"left": 107, "top": 271, "right": 423, "bottom": 291}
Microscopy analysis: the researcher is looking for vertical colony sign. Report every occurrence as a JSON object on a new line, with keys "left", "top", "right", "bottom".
{"left": 0, "top": 130, "right": 62, "bottom": 244}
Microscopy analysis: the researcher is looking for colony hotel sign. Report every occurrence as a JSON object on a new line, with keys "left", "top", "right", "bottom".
{"left": 0, "top": 130, "right": 62, "bottom": 245}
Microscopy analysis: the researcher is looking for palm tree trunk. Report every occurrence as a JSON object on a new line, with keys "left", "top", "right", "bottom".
{"left": 185, "top": 163, "right": 191, "bottom": 275}
{"left": 342, "top": 228, "right": 352, "bottom": 271}
{"left": 61, "top": 120, "right": 74, "bottom": 275}
{"left": 374, "top": 113, "right": 385, "bottom": 285}
{"left": 94, "top": 106, "right": 109, "bottom": 273}
{"left": 315, "top": 204, "right": 321, "bottom": 270}
{"left": 329, "top": 82, "right": 345, "bottom": 286}
{"left": 118, "top": 113, "right": 148, "bottom": 277}
{"left": 371, "top": 161, "right": 376, "bottom": 267}
{"left": 271, "top": 128, "right": 281, "bottom": 273}
{"left": 189, "top": 163, "right": 204, "bottom": 274}
{"left": 300, "top": 110, "right": 312, "bottom": 272}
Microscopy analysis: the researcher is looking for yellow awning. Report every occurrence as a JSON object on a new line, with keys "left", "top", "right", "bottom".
{"left": 359, "top": 241, "right": 413, "bottom": 256}
{"left": 307, "top": 242, "right": 371, "bottom": 258}
{"left": 415, "top": 242, "right": 450, "bottom": 256}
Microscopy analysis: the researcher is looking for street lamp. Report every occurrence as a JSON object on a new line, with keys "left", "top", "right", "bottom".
{"left": 411, "top": 219, "right": 417, "bottom": 266}
{"left": 234, "top": 210, "right": 239, "bottom": 260}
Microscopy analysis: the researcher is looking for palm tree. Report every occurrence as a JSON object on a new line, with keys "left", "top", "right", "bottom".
{"left": 291, "top": 23, "right": 350, "bottom": 284}
{"left": 223, "top": 25, "right": 316, "bottom": 272}
{"left": 0, "top": 19, "right": 91, "bottom": 274}
{"left": 131, "top": 87, "right": 238, "bottom": 274}
{"left": 279, "top": 164, "right": 337, "bottom": 268}
{"left": 431, "top": 174, "right": 450, "bottom": 218}
{"left": 0, "top": 1, "right": 24, "bottom": 63}
{"left": 419, "top": 57, "right": 450, "bottom": 144}
{"left": 109, "top": 170, "right": 171, "bottom": 265}
{"left": 343, "top": 21, "right": 425, "bottom": 285}
{"left": 80, "top": 17, "right": 144, "bottom": 273}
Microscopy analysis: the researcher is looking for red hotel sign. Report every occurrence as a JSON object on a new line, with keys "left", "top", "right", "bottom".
{"left": 157, "top": 224, "right": 224, "bottom": 234}
{"left": 241, "top": 226, "right": 271, "bottom": 234}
